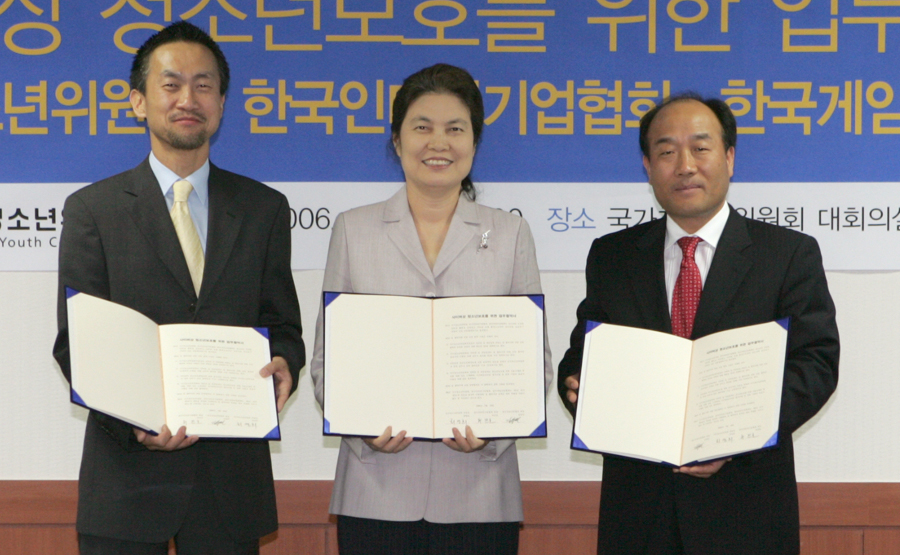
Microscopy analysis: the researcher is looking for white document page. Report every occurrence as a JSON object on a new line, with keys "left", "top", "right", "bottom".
{"left": 158, "top": 324, "right": 276, "bottom": 438}
{"left": 67, "top": 291, "right": 278, "bottom": 439}
{"left": 324, "top": 294, "right": 435, "bottom": 438}
{"left": 67, "top": 291, "right": 166, "bottom": 432}
{"left": 574, "top": 323, "right": 692, "bottom": 464}
{"left": 682, "top": 321, "right": 787, "bottom": 463}
{"left": 431, "top": 296, "right": 545, "bottom": 438}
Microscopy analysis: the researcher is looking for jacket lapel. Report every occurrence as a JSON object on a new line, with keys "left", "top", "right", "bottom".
{"left": 628, "top": 218, "right": 671, "bottom": 332}
{"left": 125, "top": 158, "right": 197, "bottom": 299}
{"left": 431, "top": 194, "right": 480, "bottom": 280}
{"left": 693, "top": 207, "right": 752, "bottom": 337}
{"left": 384, "top": 187, "right": 434, "bottom": 284}
{"left": 201, "top": 163, "right": 244, "bottom": 302}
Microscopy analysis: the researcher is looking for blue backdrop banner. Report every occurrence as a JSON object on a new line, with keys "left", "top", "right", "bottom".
{"left": 1, "top": 1, "right": 899, "bottom": 271}
{"left": 1, "top": 1, "right": 899, "bottom": 184}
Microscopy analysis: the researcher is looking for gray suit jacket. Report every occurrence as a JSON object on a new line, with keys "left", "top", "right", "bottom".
{"left": 53, "top": 158, "right": 304, "bottom": 543}
{"left": 311, "top": 186, "right": 552, "bottom": 523}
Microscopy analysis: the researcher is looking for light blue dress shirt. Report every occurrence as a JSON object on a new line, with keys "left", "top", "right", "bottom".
{"left": 149, "top": 152, "right": 210, "bottom": 253}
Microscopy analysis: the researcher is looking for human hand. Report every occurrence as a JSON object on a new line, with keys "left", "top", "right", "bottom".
{"left": 260, "top": 356, "right": 292, "bottom": 412}
{"left": 564, "top": 374, "right": 580, "bottom": 406}
{"left": 674, "top": 458, "right": 731, "bottom": 478}
{"left": 363, "top": 426, "right": 413, "bottom": 454}
{"left": 134, "top": 425, "right": 198, "bottom": 451}
{"left": 442, "top": 425, "right": 488, "bottom": 453}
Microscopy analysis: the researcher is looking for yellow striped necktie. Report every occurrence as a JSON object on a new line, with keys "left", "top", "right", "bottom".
{"left": 170, "top": 179, "right": 204, "bottom": 296}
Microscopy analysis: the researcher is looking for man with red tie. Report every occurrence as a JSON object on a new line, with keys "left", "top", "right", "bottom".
{"left": 557, "top": 93, "right": 839, "bottom": 555}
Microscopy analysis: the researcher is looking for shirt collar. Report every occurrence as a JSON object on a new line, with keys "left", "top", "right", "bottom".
{"left": 149, "top": 152, "right": 210, "bottom": 206}
{"left": 383, "top": 185, "right": 480, "bottom": 224}
{"left": 664, "top": 202, "right": 730, "bottom": 250}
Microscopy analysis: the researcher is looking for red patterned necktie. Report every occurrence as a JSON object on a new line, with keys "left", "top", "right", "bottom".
{"left": 672, "top": 236, "right": 702, "bottom": 339}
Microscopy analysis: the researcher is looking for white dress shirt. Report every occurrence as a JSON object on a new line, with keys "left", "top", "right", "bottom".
{"left": 663, "top": 202, "right": 730, "bottom": 313}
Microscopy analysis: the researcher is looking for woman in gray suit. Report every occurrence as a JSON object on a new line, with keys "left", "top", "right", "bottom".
{"left": 310, "top": 63, "right": 552, "bottom": 555}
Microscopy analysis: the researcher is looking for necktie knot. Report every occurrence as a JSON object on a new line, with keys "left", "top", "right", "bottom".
{"left": 677, "top": 235, "right": 701, "bottom": 260}
{"left": 173, "top": 179, "right": 193, "bottom": 203}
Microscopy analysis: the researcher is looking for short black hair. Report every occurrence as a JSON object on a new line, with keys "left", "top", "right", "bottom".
{"left": 130, "top": 20, "right": 230, "bottom": 96}
{"left": 390, "top": 63, "right": 484, "bottom": 200}
{"left": 639, "top": 92, "right": 737, "bottom": 158}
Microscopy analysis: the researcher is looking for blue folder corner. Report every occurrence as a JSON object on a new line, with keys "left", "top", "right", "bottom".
{"left": 71, "top": 389, "right": 87, "bottom": 408}
{"left": 572, "top": 433, "right": 590, "bottom": 451}
{"left": 324, "top": 292, "right": 341, "bottom": 308}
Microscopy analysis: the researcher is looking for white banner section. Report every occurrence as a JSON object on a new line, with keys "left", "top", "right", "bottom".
{"left": 1, "top": 182, "right": 898, "bottom": 271}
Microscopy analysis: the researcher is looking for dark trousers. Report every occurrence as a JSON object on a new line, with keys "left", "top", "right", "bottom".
{"left": 337, "top": 515, "right": 520, "bottom": 555}
{"left": 79, "top": 467, "right": 259, "bottom": 555}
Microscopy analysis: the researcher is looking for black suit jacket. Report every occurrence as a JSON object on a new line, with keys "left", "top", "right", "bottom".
{"left": 53, "top": 158, "right": 304, "bottom": 543}
{"left": 557, "top": 207, "right": 839, "bottom": 555}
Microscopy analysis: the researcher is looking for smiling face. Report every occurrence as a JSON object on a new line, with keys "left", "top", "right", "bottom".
{"left": 393, "top": 92, "right": 475, "bottom": 196}
{"left": 643, "top": 99, "right": 735, "bottom": 234}
{"left": 129, "top": 41, "right": 224, "bottom": 158}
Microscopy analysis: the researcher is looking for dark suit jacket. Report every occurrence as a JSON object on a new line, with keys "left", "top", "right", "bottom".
{"left": 557, "top": 207, "right": 839, "bottom": 555}
{"left": 53, "top": 158, "right": 304, "bottom": 543}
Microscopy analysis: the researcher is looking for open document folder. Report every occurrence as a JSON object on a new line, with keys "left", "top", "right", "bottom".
{"left": 323, "top": 293, "right": 547, "bottom": 440}
{"left": 572, "top": 319, "right": 789, "bottom": 466}
{"left": 66, "top": 289, "right": 280, "bottom": 439}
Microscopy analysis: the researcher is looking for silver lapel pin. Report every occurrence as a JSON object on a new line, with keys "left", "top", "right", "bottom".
{"left": 478, "top": 230, "right": 491, "bottom": 252}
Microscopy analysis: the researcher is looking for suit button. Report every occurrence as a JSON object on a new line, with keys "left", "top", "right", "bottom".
{"left": 188, "top": 303, "right": 196, "bottom": 313}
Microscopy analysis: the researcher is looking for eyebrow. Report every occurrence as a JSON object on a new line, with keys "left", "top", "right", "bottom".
{"left": 408, "top": 115, "right": 470, "bottom": 126}
{"left": 652, "top": 132, "right": 713, "bottom": 146}
{"left": 159, "top": 70, "right": 217, "bottom": 81}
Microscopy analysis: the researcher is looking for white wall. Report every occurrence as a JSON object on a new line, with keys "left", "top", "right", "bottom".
{"left": 1, "top": 269, "right": 894, "bottom": 481}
